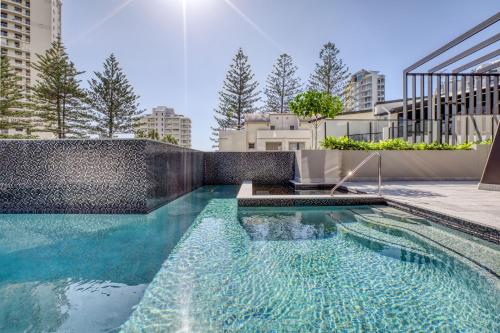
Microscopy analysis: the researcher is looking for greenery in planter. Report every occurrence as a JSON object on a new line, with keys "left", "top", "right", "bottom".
{"left": 320, "top": 137, "right": 477, "bottom": 150}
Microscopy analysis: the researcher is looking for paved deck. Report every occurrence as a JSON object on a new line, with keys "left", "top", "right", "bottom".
{"left": 346, "top": 181, "right": 500, "bottom": 232}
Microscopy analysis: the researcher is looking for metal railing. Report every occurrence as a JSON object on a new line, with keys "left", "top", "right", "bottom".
{"left": 330, "top": 152, "right": 382, "bottom": 196}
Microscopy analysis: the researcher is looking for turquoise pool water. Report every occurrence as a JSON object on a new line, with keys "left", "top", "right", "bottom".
{"left": 0, "top": 186, "right": 238, "bottom": 333}
{"left": 123, "top": 198, "right": 500, "bottom": 332}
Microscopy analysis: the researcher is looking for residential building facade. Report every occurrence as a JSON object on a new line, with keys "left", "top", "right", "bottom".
{"left": 138, "top": 106, "right": 192, "bottom": 148}
{"left": 345, "top": 69, "right": 385, "bottom": 112}
{"left": 1, "top": 0, "right": 62, "bottom": 137}
{"left": 218, "top": 113, "right": 313, "bottom": 151}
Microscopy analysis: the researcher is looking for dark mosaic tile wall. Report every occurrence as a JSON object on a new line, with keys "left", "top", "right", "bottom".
{"left": 145, "top": 142, "right": 204, "bottom": 211}
{"left": 0, "top": 140, "right": 204, "bottom": 214}
{"left": 203, "top": 151, "right": 295, "bottom": 185}
{"left": 0, "top": 140, "right": 296, "bottom": 213}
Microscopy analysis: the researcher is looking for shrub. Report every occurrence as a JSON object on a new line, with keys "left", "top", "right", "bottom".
{"left": 0, "top": 134, "right": 38, "bottom": 139}
{"left": 320, "top": 137, "right": 473, "bottom": 151}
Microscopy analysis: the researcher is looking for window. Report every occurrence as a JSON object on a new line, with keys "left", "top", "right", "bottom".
{"left": 265, "top": 142, "right": 282, "bottom": 151}
{"left": 248, "top": 143, "right": 255, "bottom": 149}
{"left": 270, "top": 125, "right": 275, "bottom": 130}
{"left": 290, "top": 125, "right": 295, "bottom": 130}
{"left": 288, "top": 142, "right": 305, "bottom": 150}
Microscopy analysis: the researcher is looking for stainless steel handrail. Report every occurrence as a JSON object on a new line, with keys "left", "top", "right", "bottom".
{"left": 330, "top": 152, "right": 382, "bottom": 196}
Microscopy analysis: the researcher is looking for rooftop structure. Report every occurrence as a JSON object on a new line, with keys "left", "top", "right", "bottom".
{"left": 402, "top": 12, "right": 500, "bottom": 144}
{"left": 218, "top": 113, "right": 313, "bottom": 151}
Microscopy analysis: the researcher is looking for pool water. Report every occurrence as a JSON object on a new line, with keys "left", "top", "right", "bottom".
{"left": 123, "top": 198, "right": 500, "bottom": 332}
{"left": 0, "top": 186, "right": 238, "bottom": 333}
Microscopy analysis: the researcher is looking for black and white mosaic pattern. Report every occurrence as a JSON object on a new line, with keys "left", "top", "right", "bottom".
{"left": 0, "top": 140, "right": 204, "bottom": 214}
{"left": 238, "top": 196, "right": 387, "bottom": 207}
{"left": 203, "top": 152, "right": 295, "bottom": 185}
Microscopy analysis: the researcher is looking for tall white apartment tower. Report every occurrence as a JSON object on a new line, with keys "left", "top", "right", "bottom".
{"left": 1, "top": 0, "right": 62, "bottom": 91}
{"left": 346, "top": 69, "right": 385, "bottom": 112}
{"left": 1, "top": 0, "right": 62, "bottom": 137}
{"left": 138, "top": 106, "right": 192, "bottom": 148}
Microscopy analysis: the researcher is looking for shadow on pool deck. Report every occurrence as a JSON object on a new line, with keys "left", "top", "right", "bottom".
{"left": 346, "top": 181, "right": 500, "bottom": 232}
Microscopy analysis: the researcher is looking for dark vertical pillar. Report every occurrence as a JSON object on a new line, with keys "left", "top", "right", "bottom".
{"left": 485, "top": 75, "right": 491, "bottom": 115}
{"left": 445, "top": 75, "right": 450, "bottom": 144}
{"left": 477, "top": 76, "right": 483, "bottom": 115}
{"left": 427, "top": 75, "right": 433, "bottom": 143}
{"left": 437, "top": 75, "right": 442, "bottom": 143}
{"left": 420, "top": 74, "right": 425, "bottom": 141}
{"left": 403, "top": 73, "right": 408, "bottom": 140}
{"left": 412, "top": 74, "right": 417, "bottom": 143}
{"left": 493, "top": 76, "right": 499, "bottom": 115}
{"left": 451, "top": 74, "right": 458, "bottom": 144}
{"left": 465, "top": 117, "right": 469, "bottom": 143}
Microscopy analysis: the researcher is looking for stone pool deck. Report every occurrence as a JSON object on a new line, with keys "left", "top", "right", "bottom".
{"left": 346, "top": 181, "right": 500, "bottom": 233}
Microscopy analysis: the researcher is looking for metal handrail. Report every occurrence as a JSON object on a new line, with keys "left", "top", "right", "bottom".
{"left": 330, "top": 152, "right": 382, "bottom": 196}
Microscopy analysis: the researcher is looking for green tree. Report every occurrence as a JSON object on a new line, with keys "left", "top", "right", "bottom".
{"left": 161, "top": 134, "right": 178, "bottom": 145}
{"left": 265, "top": 53, "right": 301, "bottom": 113}
{"left": 31, "top": 40, "right": 90, "bottom": 138}
{"left": 146, "top": 129, "right": 159, "bottom": 140}
{"left": 308, "top": 42, "right": 349, "bottom": 97}
{"left": 135, "top": 128, "right": 146, "bottom": 138}
{"left": 211, "top": 48, "right": 260, "bottom": 145}
{"left": 289, "top": 90, "right": 343, "bottom": 149}
{"left": 87, "top": 54, "right": 143, "bottom": 138}
{"left": 0, "top": 56, "right": 32, "bottom": 133}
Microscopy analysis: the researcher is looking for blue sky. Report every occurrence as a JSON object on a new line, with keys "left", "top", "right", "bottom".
{"left": 63, "top": 0, "right": 499, "bottom": 150}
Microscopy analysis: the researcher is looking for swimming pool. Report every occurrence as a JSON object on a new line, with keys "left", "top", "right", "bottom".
{"left": 1, "top": 186, "right": 499, "bottom": 332}
{"left": 123, "top": 196, "right": 499, "bottom": 332}
{"left": 0, "top": 186, "right": 238, "bottom": 333}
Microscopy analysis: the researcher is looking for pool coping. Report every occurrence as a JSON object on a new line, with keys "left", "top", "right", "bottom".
{"left": 237, "top": 181, "right": 500, "bottom": 245}
{"left": 237, "top": 181, "right": 386, "bottom": 207}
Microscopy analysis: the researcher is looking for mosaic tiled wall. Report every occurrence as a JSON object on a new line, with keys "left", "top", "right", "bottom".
{"left": 0, "top": 140, "right": 296, "bottom": 213}
{"left": 203, "top": 151, "right": 295, "bottom": 185}
{"left": 0, "top": 140, "right": 204, "bottom": 214}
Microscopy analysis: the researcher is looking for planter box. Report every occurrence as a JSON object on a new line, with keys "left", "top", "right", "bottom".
{"left": 295, "top": 145, "right": 491, "bottom": 183}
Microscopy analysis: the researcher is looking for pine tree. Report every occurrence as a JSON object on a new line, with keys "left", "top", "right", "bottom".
{"left": 0, "top": 56, "right": 32, "bottom": 132}
{"left": 265, "top": 53, "right": 301, "bottom": 113}
{"left": 211, "top": 48, "right": 260, "bottom": 145}
{"left": 31, "top": 40, "right": 90, "bottom": 138}
{"left": 308, "top": 42, "right": 350, "bottom": 98}
{"left": 87, "top": 54, "right": 143, "bottom": 138}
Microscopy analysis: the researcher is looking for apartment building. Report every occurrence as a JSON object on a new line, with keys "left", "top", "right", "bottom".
{"left": 345, "top": 69, "right": 385, "bottom": 112}
{"left": 218, "top": 113, "right": 313, "bottom": 151}
{"left": 138, "top": 106, "right": 192, "bottom": 148}
{"left": 1, "top": 0, "right": 62, "bottom": 137}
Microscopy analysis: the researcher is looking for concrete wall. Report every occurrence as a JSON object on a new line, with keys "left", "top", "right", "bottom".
{"left": 295, "top": 145, "right": 491, "bottom": 183}
{"left": 0, "top": 140, "right": 204, "bottom": 214}
{"left": 204, "top": 151, "right": 295, "bottom": 185}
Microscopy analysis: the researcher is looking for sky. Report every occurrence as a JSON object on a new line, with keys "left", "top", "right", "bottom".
{"left": 62, "top": 0, "right": 499, "bottom": 150}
